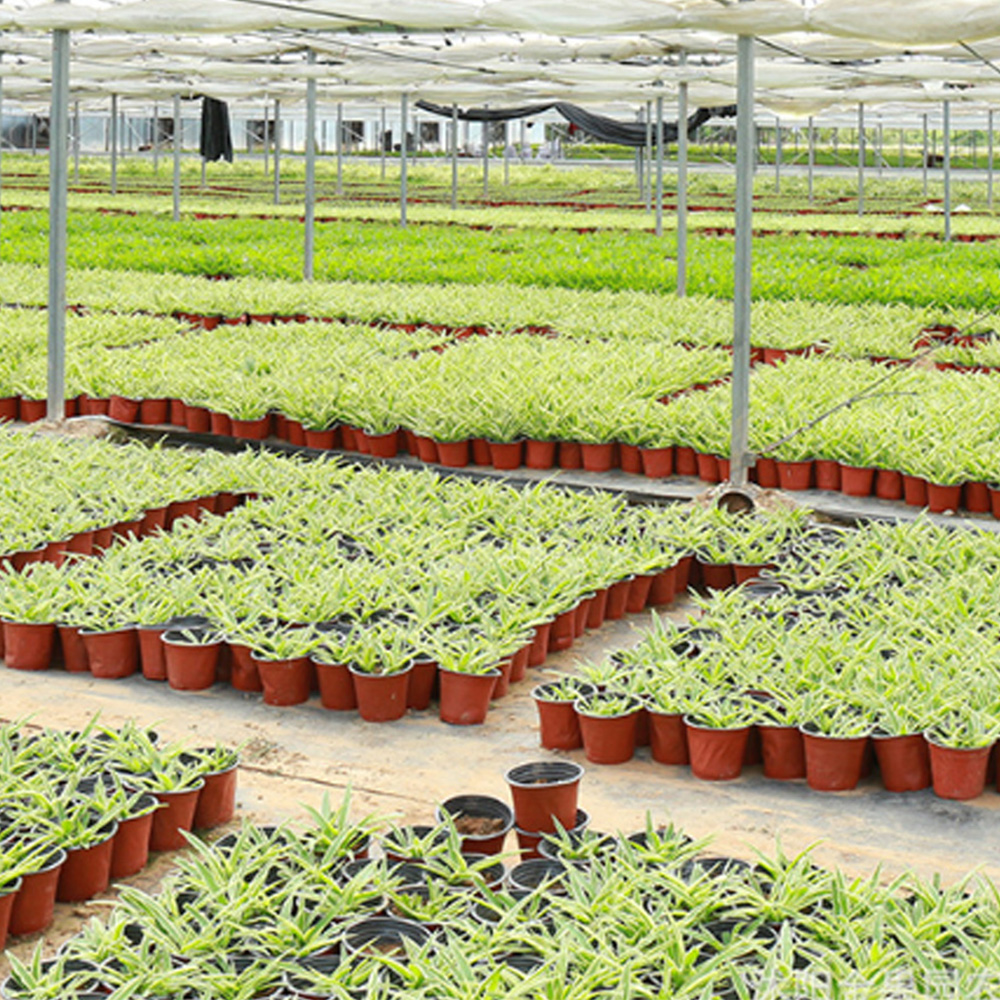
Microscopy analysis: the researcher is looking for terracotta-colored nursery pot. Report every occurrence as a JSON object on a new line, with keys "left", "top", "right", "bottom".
{"left": 438, "top": 668, "right": 499, "bottom": 726}
{"left": 800, "top": 728, "right": 870, "bottom": 792}
{"left": 9, "top": 850, "right": 66, "bottom": 936}
{"left": 406, "top": 658, "right": 439, "bottom": 711}
{"left": 0, "top": 879, "right": 22, "bottom": 950}
{"left": 926, "top": 735, "right": 992, "bottom": 801}
{"left": 57, "top": 823, "right": 118, "bottom": 902}
{"left": 872, "top": 733, "right": 931, "bottom": 793}
{"left": 193, "top": 756, "right": 240, "bottom": 828}
{"left": 254, "top": 654, "right": 312, "bottom": 706}
{"left": 759, "top": 725, "right": 806, "bottom": 781}
{"left": 505, "top": 760, "right": 584, "bottom": 834}
{"left": 163, "top": 636, "right": 220, "bottom": 691}
{"left": 532, "top": 683, "right": 595, "bottom": 751}
{"left": 313, "top": 658, "right": 357, "bottom": 710}
{"left": 435, "top": 795, "right": 514, "bottom": 857}
{"left": 3, "top": 620, "right": 56, "bottom": 671}
{"left": 685, "top": 720, "right": 751, "bottom": 781}
{"left": 110, "top": 796, "right": 157, "bottom": 879}
{"left": 648, "top": 710, "right": 690, "bottom": 765}
{"left": 576, "top": 704, "right": 640, "bottom": 765}
{"left": 350, "top": 665, "right": 412, "bottom": 723}
{"left": 149, "top": 781, "right": 206, "bottom": 852}
{"left": 81, "top": 627, "right": 138, "bottom": 680}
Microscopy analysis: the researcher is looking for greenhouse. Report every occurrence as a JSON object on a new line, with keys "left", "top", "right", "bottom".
{"left": 1, "top": 1, "right": 1000, "bottom": 997}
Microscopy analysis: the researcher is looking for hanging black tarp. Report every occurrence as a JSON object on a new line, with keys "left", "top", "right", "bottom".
{"left": 414, "top": 100, "right": 737, "bottom": 148}
{"left": 199, "top": 97, "right": 233, "bottom": 163}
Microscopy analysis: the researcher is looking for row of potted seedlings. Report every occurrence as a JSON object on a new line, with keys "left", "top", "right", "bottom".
{"left": 0, "top": 430, "right": 263, "bottom": 572}
{"left": 540, "top": 516, "right": 1000, "bottom": 801}
{"left": 6, "top": 782, "right": 999, "bottom": 999}
{"left": 0, "top": 718, "right": 238, "bottom": 948}
{"left": 0, "top": 453, "right": 745, "bottom": 727}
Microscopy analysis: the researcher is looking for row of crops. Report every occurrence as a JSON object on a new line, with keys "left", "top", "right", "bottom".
{"left": 0, "top": 718, "right": 237, "bottom": 947}
{"left": 4, "top": 785, "right": 997, "bottom": 999}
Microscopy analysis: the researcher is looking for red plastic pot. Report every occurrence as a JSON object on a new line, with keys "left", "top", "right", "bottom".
{"left": 840, "top": 464, "right": 874, "bottom": 497}
{"left": 150, "top": 782, "right": 205, "bottom": 852}
{"left": 695, "top": 452, "right": 720, "bottom": 483}
{"left": 350, "top": 664, "right": 412, "bottom": 722}
{"left": 254, "top": 654, "right": 312, "bottom": 706}
{"left": 548, "top": 607, "right": 577, "bottom": 652}
{"left": 685, "top": 720, "right": 751, "bottom": 781}
{"left": 640, "top": 446, "right": 674, "bottom": 479}
{"left": 648, "top": 565, "right": 677, "bottom": 607}
{"left": 873, "top": 733, "right": 931, "bottom": 793}
{"left": 82, "top": 627, "right": 138, "bottom": 680}
{"left": 759, "top": 725, "right": 806, "bottom": 781}
{"left": 57, "top": 823, "right": 118, "bottom": 902}
{"left": 3, "top": 620, "right": 56, "bottom": 671}
{"left": 304, "top": 427, "right": 337, "bottom": 450}
{"left": 673, "top": 446, "right": 698, "bottom": 477}
{"left": 435, "top": 796, "right": 513, "bottom": 857}
{"left": 777, "top": 460, "right": 813, "bottom": 491}
{"left": 108, "top": 395, "right": 141, "bottom": 423}
{"left": 524, "top": 439, "right": 557, "bottom": 470}
{"left": 505, "top": 760, "right": 584, "bottom": 834}
{"left": 700, "top": 561, "right": 735, "bottom": 591}
{"left": 490, "top": 440, "right": 524, "bottom": 470}
{"left": 558, "top": 441, "right": 582, "bottom": 469}
{"left": 733, "top": 563, "right": 772, "bottom": 585}
{"left": 231, "top": 415, "right": 271, "bottom": 440}
{"left": 471, "top": 438, "right": 492, "bottom": 465}
{"left": 366, "top": 430, "right": 400, "bottom": 458}
{"left": 140, "top": 505, "right": 169, "bottom": 537}
{"left": 313, "top": 658, "right": 357, "bottom": 710}
{"left": 754, "top": 457, "right": 779, "bottom": 488}
{"left": 139, "top": 398, "right": 169, "bottom": 425}
{"left": 510, "top": 644, "right": 530, "bottom": 683}
{"left": 227, "top": 642, "right": 261, "bottom": 692}
{"left": 586, "top": 587, "right": 610, "bottom": 627}
{"left": 18, "top": 398, "right": 47, "bottom": 423}
{"left": 436, "top": 440, "right": 470, "bottom": 468}
{"left": 926, "top": 735, "right": 992, "bottom": 801}
{"left": 533, "top": 689, "right": 587, "bottom": 751}
{"left": 926, "top": 482, "right": 962, "bottom": 514}
{"left": 110, "top": 798, "right": 157, "bottom": 879}
{"left": 801, "top": 728, "right": 870, "bottom": 792}
{"left": 414, "top": 435, "right": 438, "bottom": 463}
{"left": 193, "top": 756, "right": 240, "bottom": 829}
{"left": 527, "top": 621, "right": 553, "bottom": 667}
{"left": 438, "top": 668, "right": 499, "bottom": 726}
{"left": 0, "top": 879, "right": 22, "bottom": 950}
{"left": 902, "top": 474, "right": 928, "bottom": 507}
{"left": 490, "top": 657, "right": 515, "bottom": 700}
{"left": 515, "top": 808, "right": 589, "bottom": 861}
{"left": 184, "top": 405, "right": 211, "bottom": 433}
{"left": 65, "top": 529, "right": 95, "bottom": 557}
{"left": 167, "top": 498, "right": 201, "bottom": 525}
{"left": 618, "top": 443, "right": 642, "bottom": 474}
{"left": 169, "top": 398, "right": 187, "bottom": 425}
{"left": 406, "top": 658, "right": 439, "bottom": 710}
{"left": 605, "top": 577, "right": 632, "bottom": 620}
{"left": 874, "top": 468, "right": 903, "bottom": 501}
{"left": 163, "top": 637, "right": 220, "bottom": 691}
{"left": 0, "top": 398, "right": 17, "bottom": 423}
{"left": 285, "top": 418, "right": 307, "bottom": 446}
{"left": 964, "top": 481, "right": 991, "bottom": 514}
{"left": 814, "top": 459, "right": 842, "bottom": 492}
{"left": 580, "top": 442, "right": 615, "bottom": 473}
{"left": 57, "top": 625, "right": 89, "bottom": 673}
{"left": 136, "top": 625, "right": 168, "bottom": 681}
{"left": 210, "top": 411, "right": 233, "bottom": 436}
{"left": 626, "top": 573, "right": 655, "bottom": 613}
{"left": 9, "top": 850, "right": 66, "bottom": 936}
{"left": 648, "top": 710, "right": 690, "bottom": 765}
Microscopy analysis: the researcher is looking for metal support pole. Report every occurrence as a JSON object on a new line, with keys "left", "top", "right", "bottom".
{"left": 172, "top": 94, "right": 181, "bottom": 222}
{"left": 642, "top": 101, "right": 653, "bottom": 215}
{"left": 322, "top": 119, "right": 327, "bottom": 155}
{"left": 400, "top": 93, "right": 409, "bottom": 227}
{"left": 677, "top": 80, "right": 689, "bottom": 296}
{"left": 48, "top": 11, "right": 70, "bottom": 423}
{"left": 898, "top": 126, "right": 904, "bottom": 168}
{"left": 857, "top": 103, "right": 865, "bottom": 216}
{"left": 335, "top": 102, "right": 343, "bottom": 196}
{"left": 110, "top": 94, "right": 118, "bottom": 194}
{"left": 380, "top": 106, "right": 386, "bottom": 181}
{"left": 200, "top": 157, "right": 206, "bottom": 190}
{"left": 304, "top": 51, "right": 317, "bottom": 281}
{"left": 635, "top": 109, "right": 644, "bottom": 195}
{"left": 922, "top": 113, "right": 929, "bottom": 197}
{"left": 943, "top": 100, "right": 952, "bottom": 242}
{"left": 731, "top": 27, "right": 755, "bottom": 487}
{"left": 482, "top": 113, "right": 489, "bottom": 198}
{"left": 988, "top": 109, "right": 994, "bottom": 211}
{"left": 503, "top": 123, "right": 510, "bottom": 186}
{"left": 263, "top": 102, "right": 269, "bottom": 176}
{"left": 807, "top": 116, "right": 815, "bottom": 203}
{"left": 152, "top": 101, "right": 159, "bottom": 174}
{"left": 774, "top": 116, "right": 781, "bottom": 193}
{"left": 877, "top": 121, "right": 883, "bottom": 176}
{"left": 0, "top": 39, "right": 3, "bottom": 224}
{"left": 273, "top": 99, "right": 281, "bottom": 206}
{"left": 72, "top": 100, "right": 80, "bottom": 184}
{"left": 450, "top": 103, "right": 459, "bottom": 210}
{"left": 654, "top": 94, "right": 665, "bottom": 239}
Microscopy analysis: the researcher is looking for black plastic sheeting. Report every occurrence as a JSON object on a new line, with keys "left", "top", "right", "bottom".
{"left": 199, "top": 97, "right": 234, "bottom": 163}
{"left": 415, "top": 100, "right": 737, "bottom": 148}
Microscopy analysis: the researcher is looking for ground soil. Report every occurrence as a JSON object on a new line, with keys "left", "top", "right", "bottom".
{"left": 2, "top": 599, "right": 999, "bottom": 972}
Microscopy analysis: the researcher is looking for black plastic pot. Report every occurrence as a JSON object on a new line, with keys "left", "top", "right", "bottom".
{"left": 2, "top": 959, "right": 106, "bottom": 1000}
{"left": 340, "top": 858, "right": 426, "bottom": 889}
{"left": 538, "top": 828, "right": 618, "bottom": 865}
{"left": 434, "top": 795, "right": 514, "bottom": 856}
{"left": 508, "top": 859, "right": 568, "bottom": 894}
{"left": 681, "top": 856, "right": 753, "bottom": 882}
{"left": 343, "top": 916, "right": 432, "bottom": 960}
{"left": 283, "top": 953, "right": 342, "bottom": 997}
{"left": 380, "top": 825, "right": 449, "bottom": 863}
{"left": 693, "top": 919, "right": 780, "bottom": 964}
